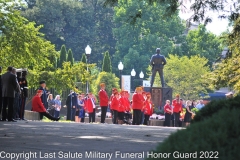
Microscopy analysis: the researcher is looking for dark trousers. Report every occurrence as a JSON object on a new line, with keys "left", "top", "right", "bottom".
{"left": 164, "top": 113, "right": 171, "bottom": 126}
{"left": 143, "top": 115, "right": 150, "bottom": 125}
{"left": 113, "top": 110, "right": 118, "bottom": 124}
{"left": 141, "top": 111, "right": 145, "bottom": 124}
{"left": 19, "top": 96, "right": 26, "bottom": 119}
{"left": 40, "top": 112, "right": 59, "bottom": 121}
{"left": 71, "top": 108, "right": 76, "bottom": 121}
{"left": 174, "top": 112, "right": 181, "bottom": 127}
{"left": 54, "top": 110, "right": 60, "bottom": 118}
{"left": 118, "top": 112, "right": 124, "bottom": 121}
{"left": 2, "top": 97, "right": 14, "bottom": 120}
{"left": 13, "top": 93, "right": 20, "bottom": 119}
{"left": 100, "top": 106, "right": 108, "bottom": 123}
{"left": 92, "top": 108, "right": 95, "bottom": 122}
{"left": 89, "top": 112, "right": 94, "bottom": 123}
{"left": 150, "top": 68, "right": 164, "bottom": 87}
{"left": 48, "top": 109, "right": 55, "bottom": 116}
{"left": 133, "top": 109, "right": 141, "bottom": 125}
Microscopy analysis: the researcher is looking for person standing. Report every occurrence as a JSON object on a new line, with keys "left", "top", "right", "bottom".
{"left": 111, "top": 91, "right": 119, "bottom": 124}
{"left": 47, "top": 94, "right": 55, "bottom": 116}
{"left": 164, "top": 100, "right": 172, "bottom": 127}
{"left": 1, "top": 67, "right": 19, "bottom": 122}
{"left": 143, "top": 93, "right": 153, "bottom": 125}
{"left": 0, "top": 66, "right": 2, "bottom": 119}
{"left": 54, "top": 95, "right": 61, "bottom": 118}
{"left": 66, "top": 89, "right": 78, "bottom": 121}
{"left": 11, "top": 68, "right": 21, "bottom": 120}
{"left": 38, "top": 81, "right": 48, "bottom": 115}
{"left": 150, "top": 48, "right": 167, "bottom": 87}
{"left": 184, "top": 100, "right": 194, "bottom": 126}
{"left": 84, "top": 94, "right": 94, "bottom": 123}
{"left": 19, "top": 73, "right": 28, "bottom": 121}
{"left": 196, "top": 100, "right": 205, "bottom": 110}
{"left": 98, "top": 83, "right": 109, "bottom": 123}
{"left": 89, "top": 93, "right": 96, "bottom": 123}
{"left": 32, "top": 90, "right": 60, "bottom": 121}
{"left": 172, "top": 94, "right": 183, "bottom": 127}
{"left": 78, "top": 93, "right": 85, "bottom": 123}
{"left": 132, "top": 87, "right": 144, "bottom": 125}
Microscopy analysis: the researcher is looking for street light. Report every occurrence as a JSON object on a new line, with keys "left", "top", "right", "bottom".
{"left": 118, "top": 61, "right": 124, "bottom": 89}
{"left": 85, "top": 45, "right": 91, "bottom": 94}
{"left": 139, "top": 71, "right": 144, "bottom": 86}
{"left": 131, "top": 69, "right": 136, "bottom": 92}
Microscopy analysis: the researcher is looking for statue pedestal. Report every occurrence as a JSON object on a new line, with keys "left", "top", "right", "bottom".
{"left": 144, "top": 87, "right": 172, "bottom": 109}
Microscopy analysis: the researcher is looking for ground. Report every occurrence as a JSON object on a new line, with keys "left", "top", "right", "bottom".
{"left": 0, "top": 121, "right": 180, "bottom": 160}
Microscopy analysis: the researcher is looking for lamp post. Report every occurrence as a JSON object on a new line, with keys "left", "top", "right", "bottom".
{"left": 131, "top": 69, "right": 136, "bottom": 92}
{"left": 139, "top": 71, "right": 144, "bottom": 86}
{"left": 85, "top": 45, "right": 91, "bottom": 94}
{"left": 118, "top": 61, "right": 124, "bottom": 90}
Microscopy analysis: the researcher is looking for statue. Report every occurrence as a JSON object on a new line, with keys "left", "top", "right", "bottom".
{"left": 150, "top": 48, "right": 167, "bottom": 87}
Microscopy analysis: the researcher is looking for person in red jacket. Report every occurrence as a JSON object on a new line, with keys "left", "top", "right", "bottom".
{"left": 110, "top": 88, "right": 117, "bottom": 123}
{"left": 118, "top": 91, "right": 126, "bottom": 124}
{"left": 164, "top": 100, "right": 172, "bottom": 127}
{"left": 143, "top": 92, "right": 153, "bottom": 125}
{"left": 172, "top": 94, "right": 182, "bottom": 127}
{"left": 98, "top": 83, "right": 109, "bottom": 123}
{"left": 32, "top": 90, "right": 60, "bottom": 121}
{"left": 84, "top": 94, "right": 94, "bottom": 123}
{"left": 132, "top": 87, "right": 144, "bottom": 125}
{"left": 111, "top": 91, "right": 119, "bottom": 124}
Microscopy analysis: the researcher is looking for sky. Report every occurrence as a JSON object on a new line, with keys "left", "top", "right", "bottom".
{"left": 179, "top": 1, "right": 233, "bottom": 35}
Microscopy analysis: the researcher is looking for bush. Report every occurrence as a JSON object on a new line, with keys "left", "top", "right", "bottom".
{"left": 146, "top": 96, "right": 240, "bottom": 160}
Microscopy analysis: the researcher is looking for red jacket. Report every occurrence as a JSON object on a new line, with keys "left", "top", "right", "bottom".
{"left": 172, "top": 99, "right": 182, "bottom": 113}
{"left": 124, "top": 97, "right": 131, "bottom": 112}
{"left": 144, "top": 100, "right": 153, "bottom": 116}
{"left": 84, "top": 98, "right": 93, "bottom": 113}
{"left": 109, "top": 94, "right": 114, "bottom": 110}
{"left": 132, "top": 93, "right": 144, "bottom": 110}
{"left": 32, "top": 95, "right": 47, "bottom": 113}
{"left": 111, "top": 96, "right": 119, "bottom": 111}
{"left": 98, "top": 89, "right": 109, "bottom": 106}
{"left": 118, "top": 97, "right": 126, "bottom": 112}
{"left": 164, "top": 104, "right": 172, "bottom": 114}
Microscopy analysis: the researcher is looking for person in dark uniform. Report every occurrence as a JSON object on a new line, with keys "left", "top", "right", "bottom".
{"left": 38, "top": 80, "right": 48, "bottom": 120}
{"left": 11, "top": 68, "right": 21, "bottom": 120}
{"left": 1, "top": 67, "right": 20, "bottom": 122}
{"left": 0, "top": 66, "right": 2, "bottom": 119}
{"left": 19, "top": 71, "right": 28, "bottom": 120}
{"left": 150, "top": 48, "right": 167, "bottom": 87}
{"left": 66, "top": 88, "right": 78, "bottom": 121}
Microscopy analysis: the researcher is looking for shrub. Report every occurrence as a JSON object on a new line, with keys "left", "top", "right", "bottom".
{"left": 146, "top": 96, "right": 240, "bottom": 160}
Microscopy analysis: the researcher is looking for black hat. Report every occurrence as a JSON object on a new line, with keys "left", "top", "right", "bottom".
{"left": 39, "top": 80, "right": 46, "bottom": 84}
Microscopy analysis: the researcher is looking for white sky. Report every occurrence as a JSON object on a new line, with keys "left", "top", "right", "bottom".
{"left": 179, "top": 1, "right": 233, "bottom": 35}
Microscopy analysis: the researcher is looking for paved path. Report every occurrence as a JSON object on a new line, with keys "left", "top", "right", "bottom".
{"left": 0, "top": 121, "right": 180, "bottom": 160}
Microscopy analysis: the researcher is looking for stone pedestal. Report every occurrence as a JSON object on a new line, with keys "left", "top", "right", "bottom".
{"left": 144, "top": 87, "right": 172, "bottom": 109}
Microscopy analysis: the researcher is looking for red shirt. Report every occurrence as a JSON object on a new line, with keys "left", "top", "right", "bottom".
{"left": 144, "top": 100, "right": 153, "bottom": 116}
{"left": 109, "top": 94, "right": 114, "bottom": 110}
{"left": 98, "top": 89, "right": 109, "bottom": 106}
{"left": 172, "top": 99, "right": 182, "bottom": 113}
{"left": 164, "top": 104, "right": 172, "bottom": 114}
{"left": 84, "top": 98, "right": 93, "bottom": 113}
{"left": 32, "top": 95, "right": 47, "bottom": 113}
{"left": 132, "top": 93, "right": 144, "bottom": 110}
{"left": 118, "top": 97, "right": 126, "bottom": 112}
{"left": 111, "top": 96, "right": 119, "bottom": 111}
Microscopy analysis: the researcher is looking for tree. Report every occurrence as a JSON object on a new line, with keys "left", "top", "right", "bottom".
{"left": 59, "top": 45, "right": 67, "bottom": 69}
{"left": 22, "top": 0, "right": 116, "bottom": 66}
{"left": 148, "top": 54, "right": 212, "bottom": 100}
{"left": 67, "top": 49, "right": 74, "bottom": 66}
{"left": 102, "top": 51, "right": 112, "bottom": 72}
{"left": 81, "top": 54, "right": 87, "bottom": 63}
{"left": 112, "top": 0, "right": 185, "bottom": 76}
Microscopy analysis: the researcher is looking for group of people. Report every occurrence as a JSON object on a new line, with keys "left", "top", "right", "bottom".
{"left": 164, "top": 94, "right": 205, "bottom": 127}
{"left": 0, "top": 67, "right": 28, "bottom": 122}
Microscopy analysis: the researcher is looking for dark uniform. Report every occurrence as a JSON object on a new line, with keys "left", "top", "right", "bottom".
{"left": 19, "top": 76, "right": 28, "bottom": 120}
{"left": 38, "top": 81, "right": 48, "bottom": 120}
{"left": 150, "top": 48, "right": 167, "bottom": 87}
{"left": 66, "top": 91, "right": 78, "bottom": 121}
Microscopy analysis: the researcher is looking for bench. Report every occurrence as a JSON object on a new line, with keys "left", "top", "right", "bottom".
{"left": 24, "top": 110, "right": 40, "bottom": 120}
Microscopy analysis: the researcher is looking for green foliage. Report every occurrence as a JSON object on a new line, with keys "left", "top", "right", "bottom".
{"left": 102, "top": 51, "right": 112, "bottom": 72}
{"left": 59, "top": 45, "right": 67, "bottom": 69}
{"left": 147, "top": 96, "right": 240, "bottom": 160}
{"left": 67, "top": 49, "right": 74, "bottom": 66}
{"left": 112, "top": 0, "right": 185, "bottom": 76}
{"left": 92, "top": 72, "right": 119, "bottom": 99}
{"left": 81, "top": 54, "right": 87, "bottom": 63}
{"left": 22, "top": 0, "right": 116, "bottom": 65}
{"left": 148, "top": 54, "right": 212, "bottom": 100}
